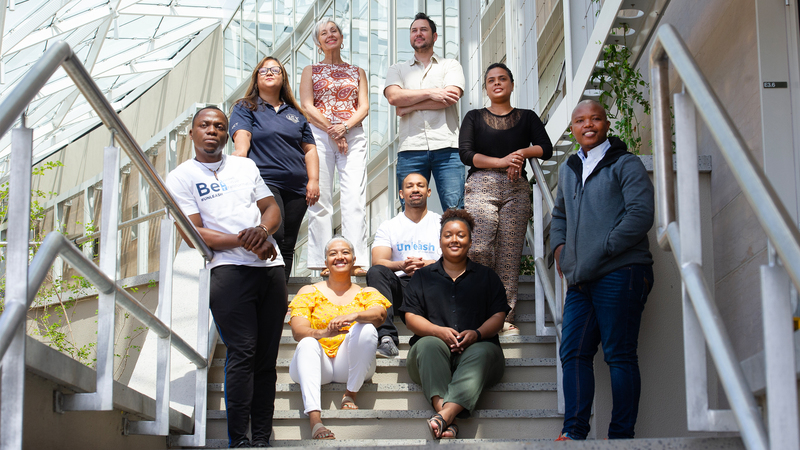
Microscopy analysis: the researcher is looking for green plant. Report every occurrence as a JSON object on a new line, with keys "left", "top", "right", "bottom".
{"left": 1, "top": 162, "right": 150, "bottom": 378}
{"left": 592, "top": 25, "right": 651, "bottom": 154}
{"left": 519, "top": 255, "right": 536, "bottom": 276}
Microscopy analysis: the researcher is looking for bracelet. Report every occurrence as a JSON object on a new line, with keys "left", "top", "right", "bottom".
{"left": 257, "top": 224, "right": 270, "bottom": 238}
{"left": 474, "top": 329, "right": 482, "bottom": 341}
{"left": 344, "top": 123, "right": 349, "bottom": 134}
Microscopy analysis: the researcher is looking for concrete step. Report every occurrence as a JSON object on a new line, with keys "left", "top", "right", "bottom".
{"left": 208, "top": 335, "right": 557, "bottom": 360}
{"left": 208, "top": 353, "right": 559, "bottom": 385}
{"left": 205, "top": 409, "right": 563, "bottom": 441}
{"left": 200, "top": 437, "right": 745, "bottom": 449}
{"left": 198, "top": 276, "right": 552, "bottom": 445}
{"left": 207, "top": 382, "right": 558, "bottom": 411}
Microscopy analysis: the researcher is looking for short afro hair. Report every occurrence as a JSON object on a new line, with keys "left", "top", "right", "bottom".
{"left": 440, "top": 208, "right": 475, "bottom": 238}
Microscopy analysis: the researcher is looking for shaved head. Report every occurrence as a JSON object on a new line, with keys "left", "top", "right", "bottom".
{"left": 571, "top": 100, "right": 608, "bottom": 121}
{"left": 570, "top": 100, "right": 611, "bottom": 151}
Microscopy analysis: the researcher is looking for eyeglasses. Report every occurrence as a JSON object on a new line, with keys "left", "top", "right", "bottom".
{"left": 258, "top": 67, "right": 282, "bottom": 76}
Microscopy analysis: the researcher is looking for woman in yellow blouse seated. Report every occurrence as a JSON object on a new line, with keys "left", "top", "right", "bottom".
{"left": 288, "top": 235, "right": 390, "bottom": 440}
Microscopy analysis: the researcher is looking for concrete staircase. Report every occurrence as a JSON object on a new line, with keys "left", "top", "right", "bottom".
{"left": 200, "top": 275, "right": 564, "bottom": 447}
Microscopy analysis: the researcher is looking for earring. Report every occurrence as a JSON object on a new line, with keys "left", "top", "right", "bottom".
{"left": 340, "top": 43, "right": 344, "bottom": 50}
{"left": 318, "top": 48, "right": 323, "bottom": 56}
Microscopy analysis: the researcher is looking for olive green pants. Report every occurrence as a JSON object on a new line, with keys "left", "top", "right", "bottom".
{"left": 407, "top": 336, "right": 505, "bottom": 417}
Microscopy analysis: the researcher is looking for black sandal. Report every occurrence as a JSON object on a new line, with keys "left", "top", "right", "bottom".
{"left": 427, "top": 413, "right": 447, "bottom": 439}
{"left": 441, "top": 423, "right": 459, "bottom": 439}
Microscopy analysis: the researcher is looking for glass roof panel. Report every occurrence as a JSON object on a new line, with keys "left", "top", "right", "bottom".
{"left": 61, "top": 1, "right": 111, "bottom": 22}
{"left": 154, "top": 17, "right": 198, "bottom": 38}
{"left": 0, "top": 0, "right": 235, "bottom": 166}
{"left": 118, "top": 16, "right": 163, "bottom": 39}
{"left": 136, "top": 39, "right": 189, "bottom": 63}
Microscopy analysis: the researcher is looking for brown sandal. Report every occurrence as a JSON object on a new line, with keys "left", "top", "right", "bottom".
{"left": 340, "top": 395, "right": 359, "bottom": 410}
{"left": 441, "top": 423, "right": 458, "bottom": 439}
{"left": 427, "top": 413, "right": 446, "bottom": 439}
{"left": 312, "top": 422, "right": 335, "bottom": 440}
{"left": 351, "top": 267, "right": 367, "bottom": 277}
{"left": 320, "top": 268, "right": 330, "bottom": 277}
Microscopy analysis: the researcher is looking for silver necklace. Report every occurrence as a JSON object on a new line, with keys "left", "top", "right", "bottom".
{"left": 195, "top": 157, "right": 224, "bottom": 180}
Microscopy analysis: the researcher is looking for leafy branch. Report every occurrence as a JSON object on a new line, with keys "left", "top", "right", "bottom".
{"left": 592, "top": 25, "right": 651, "bottom": 154}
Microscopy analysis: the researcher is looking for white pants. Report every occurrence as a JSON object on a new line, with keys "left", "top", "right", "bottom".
{"left": 289, "top": 322, "right": 378, "bottom": 415}
{"left": 307, "top": 124, "right": 368, "bottom": 269}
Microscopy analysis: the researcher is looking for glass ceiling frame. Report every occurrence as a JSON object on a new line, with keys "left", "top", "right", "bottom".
{"left": 0, "top": 0, "right": 240, "bottom": 174}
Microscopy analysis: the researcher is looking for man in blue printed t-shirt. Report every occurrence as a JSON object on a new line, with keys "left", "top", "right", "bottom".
{"left": 367, "top": 173, "right": 442, "bottom": 358}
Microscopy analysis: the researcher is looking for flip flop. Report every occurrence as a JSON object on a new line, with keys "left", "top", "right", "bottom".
{"left": 340, "top": 395, "right": 359, "bottom": 410}
{"left": 427, "top": 413, "right": 446, "bottom": 440}
{"left": 321, "top": 268, "right": 330, "bottom": 277}
{"left": 311, "top": 422, "right": 335, "bottom": 440}
{"left": 441, "top": 423, "right": 459, "bottom": 439}
{"left": 352, "top": 267, "right": 368, "bottom": 276}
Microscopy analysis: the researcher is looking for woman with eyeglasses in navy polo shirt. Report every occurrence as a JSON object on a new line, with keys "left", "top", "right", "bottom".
{"left": 230, "top": 57, "right": 320, "bottom": 282}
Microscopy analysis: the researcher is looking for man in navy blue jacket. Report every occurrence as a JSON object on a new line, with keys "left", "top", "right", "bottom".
{"left": 551, "top": 100, "right": 655, "bottom": 441}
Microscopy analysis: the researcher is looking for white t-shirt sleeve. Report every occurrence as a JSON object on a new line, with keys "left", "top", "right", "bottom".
{"left": 165, "top": 168, "right": 200, "bottom": 217}
{"left": 249, "top": 160, "right": 272, "bottom": 201}
{"left": 372, "top": 222, "right": 392, "bottom": 249}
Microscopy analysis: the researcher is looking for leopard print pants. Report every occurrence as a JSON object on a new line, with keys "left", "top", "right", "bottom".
{"left": 465, "top": 170, "right": 532, "bottom": 323}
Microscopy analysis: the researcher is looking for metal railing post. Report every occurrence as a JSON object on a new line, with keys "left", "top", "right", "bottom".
{"left": 532, "top": 185, "right": 551, "bottom": 338}
{"left": 128, "top": 218, "right": 175, "bottom": 436}
{"left": 1, "top": 119, "right": 33, "bottom": 450}
{"left": 62, "top": 142, "right": 121, "bottom": 411}
{"left": 96, "top": 141, "right": 122, "bottom": 410}
{"left": 673, "top": 92, "right": 731, "bottom": 430}
{"left": 761, "top": 260, "right": 800, "bottom": 449}
{"left": 651, "top": 40, "right": 674, "bottom": 252}
{"left": 176, "top": 267, "right": 210, "bottom": 447}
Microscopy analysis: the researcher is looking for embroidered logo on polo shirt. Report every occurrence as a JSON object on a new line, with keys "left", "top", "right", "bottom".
{"left": 286, "top": 114, "right": 300, "bottom": 123}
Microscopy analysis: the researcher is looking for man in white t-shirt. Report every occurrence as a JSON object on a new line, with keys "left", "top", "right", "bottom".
{"left": 165, "top": 106, "right": 285, "bottom": 448}
{"left": 367, "top": 173, "right": 442, "bottom": 358}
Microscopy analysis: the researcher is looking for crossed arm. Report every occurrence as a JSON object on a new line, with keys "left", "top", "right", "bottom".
{"left": 176, "top": 196, "right": 282, "bottom": 260}
{"left": 384, "top": 85, "right": 463, "bottom": 117}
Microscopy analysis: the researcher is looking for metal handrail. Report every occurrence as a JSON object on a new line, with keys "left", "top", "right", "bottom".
{"left": 533, "top": 257, "right": 561, "bottom": 340}
{"left": 0, "top": 41, "right": 213, "bottom": 262}
{"left": 527, "top": 158, "right": 563, "bottom": 338}
{"left": 0, "top": 41, "right": 213, "bottom": 446}
{"left": 0, "top": 232, "right": 207, "bottom": 368}
{"left": 527, "top": 157, "right": 564, "bottom": 414}
{"left": 651, "top": 25, "right": 800, "bottom": 292}
{"left": 531, "top": 158, "right": 556, "bottom": 213}
{"left": 649, "top": 23, "right": 800, "bottom": 450}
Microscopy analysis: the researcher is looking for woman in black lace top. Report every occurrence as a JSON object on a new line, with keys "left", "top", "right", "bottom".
{"left": 458, "top": 63, "right": 553, "bottom": 335}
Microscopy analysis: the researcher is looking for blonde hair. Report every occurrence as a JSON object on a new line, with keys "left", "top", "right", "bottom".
{"left": 312, "top": 18, "right": 343, "bottom": 47}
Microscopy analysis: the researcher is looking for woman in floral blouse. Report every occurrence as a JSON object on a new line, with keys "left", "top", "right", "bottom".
{"left": 288, "top": 235, "right": 390, "bottom": 440}
{"left": 300, "top": 17, "right": 370, "bottom": 276}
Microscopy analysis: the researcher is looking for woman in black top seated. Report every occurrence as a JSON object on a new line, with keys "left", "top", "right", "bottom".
{"left": 230, "top": 56, "right": 320, "bottom": 281}
{"left": 459, "top": 62, "right": 553, "bottom": 335}
{"left": 400, "top": 209, "right": 509, "bottom": 439}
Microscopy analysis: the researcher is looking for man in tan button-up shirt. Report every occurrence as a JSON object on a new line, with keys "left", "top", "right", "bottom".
{"left": 384, "top": 12, "right": 466, "bottom": 210}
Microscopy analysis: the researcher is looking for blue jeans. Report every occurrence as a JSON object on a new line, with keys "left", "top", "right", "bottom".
{"left": 396, "top": 148, "right": 465, "bottom": 210}
{"left": 560, "top": 265, "right": 654, "bottom": 439}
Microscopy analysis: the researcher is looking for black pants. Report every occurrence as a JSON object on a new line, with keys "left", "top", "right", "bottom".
{"left": 366, "top": 265, "right": 409, "bottom": 345}
{"left": 210, "top": 265, "right": 287, "bottom": 446}
{"left": 267, "top": 184, "right": 308, "bottom": 282}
